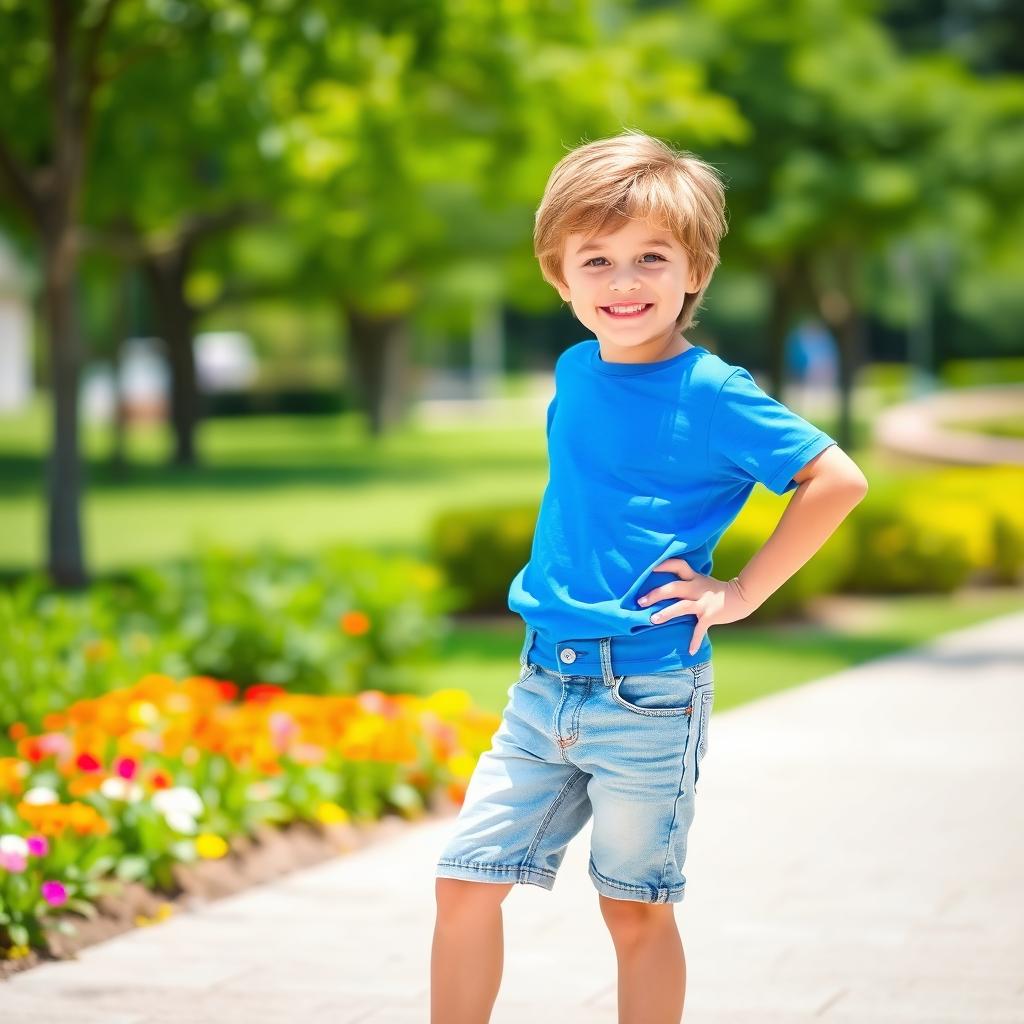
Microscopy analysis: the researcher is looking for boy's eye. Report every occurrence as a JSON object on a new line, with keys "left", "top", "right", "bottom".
{"left": 583, "top": 253, "right": 666, "bottom": 267}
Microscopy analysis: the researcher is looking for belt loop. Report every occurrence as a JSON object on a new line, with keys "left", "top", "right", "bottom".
{"left": 519, "top": 624, "right": 537, "bottom": 669}
{"left": 599, "top": 637, "right": 615, "bottom": 687}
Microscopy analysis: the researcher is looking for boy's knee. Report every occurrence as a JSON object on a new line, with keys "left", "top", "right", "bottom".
{"left": 435, "top": 876, "right": 514, "bottom": 919}
{"left": 598, "top": 893, "right": 676, "bottom": 940}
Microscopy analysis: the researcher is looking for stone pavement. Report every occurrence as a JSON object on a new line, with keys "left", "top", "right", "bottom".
{"left": 3, "top": 609, "right": 1023, "bottom": 1024}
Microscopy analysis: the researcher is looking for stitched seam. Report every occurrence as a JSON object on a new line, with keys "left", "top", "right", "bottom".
{"left": 539, "top": 655, "right": 712, "bottom": 677}
{"left": 522, "top": 767, "right": 586, "bottom": 871}
{"left": 588, "top": 856, "right": 654, "bottom": 894}
{"left": 660, "top": 698, "right": 697, "bottom": 889}
{"left": 765, "top": 433, "right": 836, "bottom": 493}
{"left": 438, "top": 859, "right": 557, "bottom": 879}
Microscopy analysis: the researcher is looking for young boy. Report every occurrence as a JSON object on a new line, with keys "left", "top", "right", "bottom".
{"left": 431, "top": 129, "right": 868, "bottom": 1024}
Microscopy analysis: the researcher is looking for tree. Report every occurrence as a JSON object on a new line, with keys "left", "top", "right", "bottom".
{"left": 0, "top": 0, "right": 129, "bottom": 585}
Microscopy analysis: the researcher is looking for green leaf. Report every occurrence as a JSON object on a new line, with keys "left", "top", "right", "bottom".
{"left": 62, "top": 898, "right": 98, "bottom": 920}
{"left": 115, "top": 855, "right": 150, "bottom": 882}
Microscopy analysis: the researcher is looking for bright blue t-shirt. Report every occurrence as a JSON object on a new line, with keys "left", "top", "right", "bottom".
{"left": 507, "top": 339, "right": 838, "bottom": 673}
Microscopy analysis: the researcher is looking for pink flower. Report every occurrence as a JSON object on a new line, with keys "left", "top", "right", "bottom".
{"left": 115, "top": 756, "right": 138, "bottom": 780}
{"left": 0, "top": 851, "right": 27, "bottom": 873}
{"left": 39, "top": 733, "right": 73, "bottom": 757}
{"left": 41, "top": 880, "right": 67, "bottom": 906}
{"left": 26, "top": 834, "right": 49, "bottom": 857}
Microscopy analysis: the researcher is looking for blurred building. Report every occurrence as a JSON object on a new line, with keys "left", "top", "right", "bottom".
{"left": 82, "top": 331, "right": 258, "bottom": 423}
{"left": 0, "top": 235, "right": 33, "bottom": 413}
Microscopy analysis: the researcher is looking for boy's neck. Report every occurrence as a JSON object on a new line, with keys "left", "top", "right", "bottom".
{"left": 597, "top": 333, "right": 694, "bottom": 365}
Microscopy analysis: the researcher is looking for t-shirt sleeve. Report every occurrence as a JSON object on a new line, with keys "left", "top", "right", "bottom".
{"left": 708, "top": 367, "right": 837, "bottom": 495}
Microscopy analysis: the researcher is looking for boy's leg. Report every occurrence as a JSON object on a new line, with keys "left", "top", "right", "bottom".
{"left": 599, "top": 895, "right": 685, "bottom": 1024}
{"left": 431, "top": 878, "right": 514, "bottom": 1024}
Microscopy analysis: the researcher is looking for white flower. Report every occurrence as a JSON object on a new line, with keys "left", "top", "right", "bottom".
{"left": 0, "top": 834, "right": 29, "bottom": 857}
{"left": 151, "top": 786, "right": 204, "bottom": 818}
{"left": 22, "top": 786, "right": 59, "bottom": 805}
{"left": 164, "top": 810, "right": 198, "bottom": 834}
{"left": 100, "top": 777, "right": 144, "bottom": 803}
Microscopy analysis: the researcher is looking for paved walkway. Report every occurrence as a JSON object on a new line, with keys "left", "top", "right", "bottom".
{"left": 3, "top": 609, "right": 1024, "bottom": 1023}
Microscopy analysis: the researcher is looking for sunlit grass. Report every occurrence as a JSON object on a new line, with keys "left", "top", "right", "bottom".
{"left": 3, "top": 392, "right": 883, "bottom": 573}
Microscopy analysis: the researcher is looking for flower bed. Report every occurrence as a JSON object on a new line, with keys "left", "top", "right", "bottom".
{"left": 0, "top": 673, "right": 494, "bottom": 971}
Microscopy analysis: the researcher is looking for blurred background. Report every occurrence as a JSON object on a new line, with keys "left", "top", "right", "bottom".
{"left": 1, "top": 0, "right": 1024, "bottom": 963}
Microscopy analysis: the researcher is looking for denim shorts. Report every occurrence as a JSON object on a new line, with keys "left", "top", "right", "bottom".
{"left": 435, "top": 624, "right": 715, "bottom": 904}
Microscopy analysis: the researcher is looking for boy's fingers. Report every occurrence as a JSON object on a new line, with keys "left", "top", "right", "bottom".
{"left": 689, "top": 622, "right": 707, "bottom": 655}
{"left": 653, "top": 557, "right": 696, "bottom": 578}
{"left": 648, "top": 599, "right": 698, "bottom": 623}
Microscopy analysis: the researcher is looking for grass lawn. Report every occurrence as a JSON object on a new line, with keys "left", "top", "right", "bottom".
{"left": 3, "top": 392, "right": 873, "bottom": 573}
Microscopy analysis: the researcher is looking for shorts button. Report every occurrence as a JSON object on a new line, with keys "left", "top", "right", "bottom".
{"left": 559, "top": 648, "right": 577, "bottom": 664}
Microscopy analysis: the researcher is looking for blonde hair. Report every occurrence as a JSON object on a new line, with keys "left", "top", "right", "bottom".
{"left": 533, "top": 129, "right": 729, "bottom": 332}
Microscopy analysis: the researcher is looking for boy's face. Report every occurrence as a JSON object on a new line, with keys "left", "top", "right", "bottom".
{"left": 557, "top": 217, "right": 702, "bottom": 357}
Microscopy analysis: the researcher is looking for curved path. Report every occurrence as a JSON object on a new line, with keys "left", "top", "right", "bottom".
{"left": 2, "top": 608, "right": 1023, "bottom": 1023}
{"left": 874, "top": 384, "right": 1024, "bottom": 465}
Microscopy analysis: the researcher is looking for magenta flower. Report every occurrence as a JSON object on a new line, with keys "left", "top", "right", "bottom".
{"left": 115, "top": 756, "right": 138, "bottom": 780}
{"left": 26, "top": 834, "right": 49, "bottom": 857}
{"left": 41, "top": 880, "right": 67, "bottom": 906}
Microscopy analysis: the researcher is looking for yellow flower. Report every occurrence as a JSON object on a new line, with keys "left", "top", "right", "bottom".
{"left": 128, "top": 701, "right": 159, "bottom": 726}
{"left": 424, "top": 689, "right": 472, "bottom": 718}
{"left": 315, "top": 801, "right": 350, "bottom": 825}
{"left": 195, "top": 833, "right": 229, "bottom": 859}
{"left": 447, "top": 753, "right": 477, "bottom": 780}
{"left": 3, "top": 944, "right": 31, "bottom": 960}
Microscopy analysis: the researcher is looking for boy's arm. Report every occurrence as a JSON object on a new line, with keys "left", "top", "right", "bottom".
{"left": 728, "top": 443, "right": 868, "bottom": 610}
{"left": 638, "top": 444, "right": 868, "bottom": 655}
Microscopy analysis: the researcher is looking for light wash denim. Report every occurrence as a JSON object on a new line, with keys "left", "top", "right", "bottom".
{"left": 435, "top": 624, "right": 714, "bottom": 904}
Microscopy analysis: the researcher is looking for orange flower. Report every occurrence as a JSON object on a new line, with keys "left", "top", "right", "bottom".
{"left": 9, "top": 722, "right": 28, "bottom": 741}
{"left": 42, "top": 712, "right": 68, "bottom": 731}
{"left": 339, "top": 610, "right": 371, "bottom": 636}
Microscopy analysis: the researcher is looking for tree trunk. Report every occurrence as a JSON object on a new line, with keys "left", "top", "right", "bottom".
{"left": 42, "top": 220, "right": 88, "bottom": 587}
{"left": 144, "top": 251, "right": 201, "bottom": 466}
{"left": 108, "top": 262, "right": 133, "bottom": 473}
{"left": 816, "top": 247, "right": 863, "bottom": 452}
{"left": 344, "top": 308, "right": 411, "bottom": 436}
{"left": 765, "top": 253, "right": 818, "bottom": 399}
{"left": 765, "top": 261, "right": 795, "bottom": 399}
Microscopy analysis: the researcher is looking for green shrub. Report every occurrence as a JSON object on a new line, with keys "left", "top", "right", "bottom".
{"left": 840, "top": 489, "right": 975, "bottom": 593}
{"left": 712, "top": 496, "right": 856, "bottom": 619}
{"left": 428, "top": 504, "right": 539, "bottom": 613}
{"left": 925, "top": 467, "right": 1024, "bottom": 584}
{"left": 940, "top": 358, "right": 1024, "bottom": 388}
{"left": 0, "top": 544, "right": 459, "bottom": 751}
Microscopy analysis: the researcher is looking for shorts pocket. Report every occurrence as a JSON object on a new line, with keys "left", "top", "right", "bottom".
{"left": 694, "top": 689, "right": 714, "bottom": 787}
{"left": 611, "top": 669, "right": 696, "bottom": 717}
{"left": 516, "top": 661, "right": 537, "bottom": 685}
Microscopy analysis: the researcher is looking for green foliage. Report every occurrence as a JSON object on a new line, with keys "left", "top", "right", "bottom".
{"left": 0, "top": 544, "right": 460, "bottom": 750}
{"left": 940, "top": 358, "right": 1024, "bottom": 387}
{"left": 840, "top": 466, "right": 1024, "bottom": 592}
{"left": 428, "top": 504, "right": 540, "bottom": 613}
{"left": 711, "top": 499, "right": 855, "bottom": 620}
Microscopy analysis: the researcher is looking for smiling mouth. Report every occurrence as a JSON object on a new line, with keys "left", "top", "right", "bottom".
{"left": 599, "top": 303, "right": 653, "bottom": 319}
